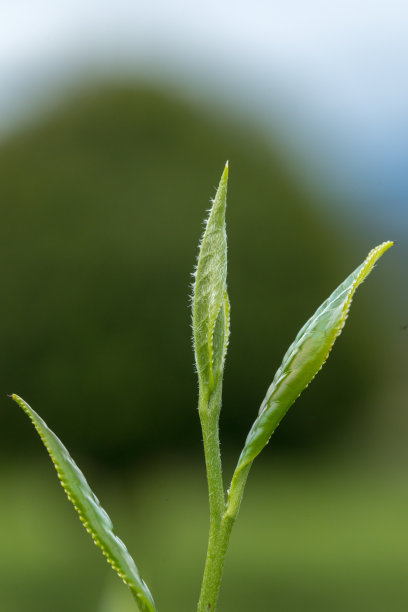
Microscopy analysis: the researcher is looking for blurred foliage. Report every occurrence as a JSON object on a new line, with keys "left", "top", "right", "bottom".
{"left": 1, "top": 460, "right": 408, "bottom": 611}
{"left": 0, "top": 83, "right": 387, "bottom": 465}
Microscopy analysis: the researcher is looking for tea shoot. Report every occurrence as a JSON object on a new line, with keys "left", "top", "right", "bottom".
{"left": 10, "top": 164, "right": 393, "bottom": 612}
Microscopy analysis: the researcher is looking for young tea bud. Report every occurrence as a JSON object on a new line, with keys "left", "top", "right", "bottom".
{"left": 193, "top": 163, "right": 230, "bottom": 397}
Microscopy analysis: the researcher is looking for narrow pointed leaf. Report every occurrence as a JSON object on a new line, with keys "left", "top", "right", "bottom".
{"left": 236, "top": 241, "right": 393, "bottom": 472}
{"left": 11, "top": 394, "right": 157, "bottom": 612}
{"left": 193, "top": 163, "right": 229, "bottom": 393}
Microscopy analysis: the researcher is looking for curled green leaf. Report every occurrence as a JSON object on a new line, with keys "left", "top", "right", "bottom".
{"left": 11, "top": 394, "right": 157, "bottom": 612}
{"left": 193, "top": 163, "right": 229, "bottom": 394}
{"left": 235, "top": 241, "right": 393, "bottom": 472}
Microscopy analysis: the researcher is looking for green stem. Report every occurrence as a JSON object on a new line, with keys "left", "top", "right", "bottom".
{"left": 196, "top": 513, "right": 232, "bottom": 612}
{"left": 199, "top": 384, "right": 225, "bottom": 527}
{"left": 197, "top": 380, "right": 252, "bottom": 612}
{"left": 197, "top": 380, "right": 224, "bottom": 612}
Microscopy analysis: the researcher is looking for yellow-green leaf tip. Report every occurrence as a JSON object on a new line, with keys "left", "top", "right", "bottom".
{"left": 355, "top": 239, "right": 392, "bottom": 282}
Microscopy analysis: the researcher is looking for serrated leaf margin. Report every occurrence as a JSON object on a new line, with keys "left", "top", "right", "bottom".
{"left": 11, "top": 394, "right": 157, "bottom": 612}
{"left": 236, "top": 240, "right": 393, "bottom": 472}
{"left": 192, "top": 163, "right": 229, "bottom": 394}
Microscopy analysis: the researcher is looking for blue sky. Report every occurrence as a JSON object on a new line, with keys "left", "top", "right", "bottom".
{"left": 0, "top": 0, "right": 407, "bottom": 233}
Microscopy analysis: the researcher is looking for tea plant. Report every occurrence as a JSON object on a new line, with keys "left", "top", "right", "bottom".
{"left": 10, "top": 164, "right": 392, "bottom": 611}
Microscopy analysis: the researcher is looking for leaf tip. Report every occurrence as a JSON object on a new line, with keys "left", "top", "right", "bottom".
{"left": 377, "top": 239, "right": 394, "bottom": 252}
{"left": 358, "top": 240, "right": 393, "bottom": 283}
{"left": 221, "top": 161, "right": 229, "bottom": 183}
{"left": 10, "top": 394, "right": 30, "bottom": 415}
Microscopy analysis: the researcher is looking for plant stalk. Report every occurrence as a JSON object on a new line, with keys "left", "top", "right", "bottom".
{"left": 197, "top": 381, "right": 224, "bottom": 612}
{"left": 197, "top": 513, "right": 233, "bottom": 612}
{"left": 197, "top": 381, "right": 252, "bottom": 612}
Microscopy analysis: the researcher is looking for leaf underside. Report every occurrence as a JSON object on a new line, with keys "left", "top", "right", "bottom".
{"left": 236, "top": 240, "right": 393, "bottom": 472}
{"left": 11, "top": 394, "right": 157, "bottom": 612}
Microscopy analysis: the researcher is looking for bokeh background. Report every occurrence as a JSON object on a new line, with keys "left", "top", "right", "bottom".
{"left": 0, "top": 2, "right": 407, "bottom": 611}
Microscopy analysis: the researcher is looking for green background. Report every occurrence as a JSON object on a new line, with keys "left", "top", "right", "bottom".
{"left": 0, "top": 83, "right": 406, "bottom": 611}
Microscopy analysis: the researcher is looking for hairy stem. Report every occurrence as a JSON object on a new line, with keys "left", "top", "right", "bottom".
{"left": 197, "top": 513, "right": 232, "bottom": 612}
{"left": 199, "top": 383, "right": 225, "bottom": 525}
{"left": 197, "top": 381, "right": 252, "bottom": 612}
{"left": 197, "top": 380, "right": 225, "bottom": 612}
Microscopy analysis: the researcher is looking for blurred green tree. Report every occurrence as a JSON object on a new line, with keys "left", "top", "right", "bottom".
{"left": 0, "top": 84, "right": 379, "bottom": 465}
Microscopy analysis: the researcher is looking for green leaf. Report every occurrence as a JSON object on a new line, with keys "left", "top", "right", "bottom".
{"left": 11, "top": 394, "right": 157, "bottom": 612}
{"left": 193, "top": 163, "right": 230, "bottom": 394}
{"left": 212, "top": 290, "right": 230, "bottom": 384}
{"left": 235, "top": 241, "right": 393, "bottom": 472}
